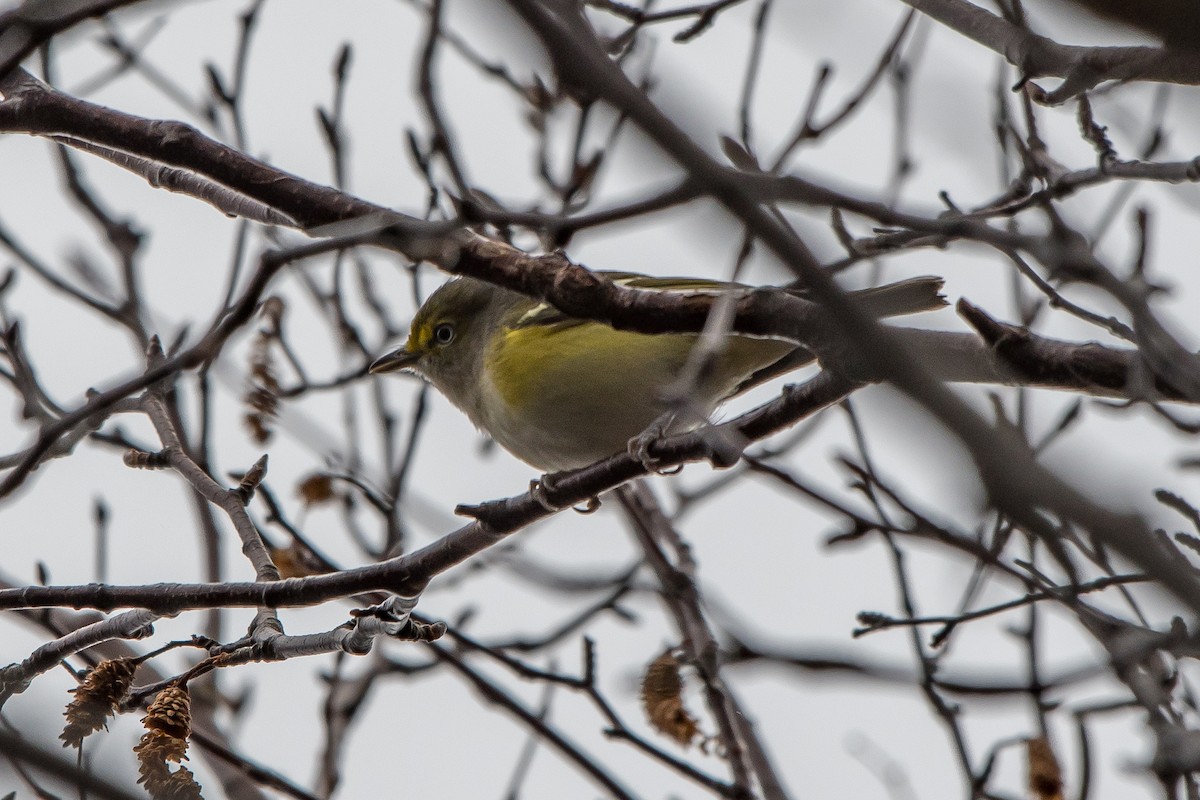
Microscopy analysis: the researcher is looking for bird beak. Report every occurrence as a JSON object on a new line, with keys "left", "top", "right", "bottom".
{"left": 369, "top": 347, "right": 420, "bottom": 374}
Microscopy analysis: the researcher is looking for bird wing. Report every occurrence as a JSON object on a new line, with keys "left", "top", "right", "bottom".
{"left": 511, "top": 272, "right": 743, "bottom": 329}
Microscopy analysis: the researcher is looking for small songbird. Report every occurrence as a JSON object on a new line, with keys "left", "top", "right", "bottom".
{"left": 370, "top": 272, "right": 945, "bottom": 471}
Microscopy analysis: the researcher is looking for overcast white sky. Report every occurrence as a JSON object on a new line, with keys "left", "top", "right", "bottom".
{"left": 3, "top": 1, "right": 1200, "bottom": 798}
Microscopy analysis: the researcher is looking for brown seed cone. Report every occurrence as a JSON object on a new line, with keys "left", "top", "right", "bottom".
{"left": 296, "top": 473, "right": 337, "bottom": 507}
{"left": 640, "top": 650, "right": 699, "bottom": 747}
{"left": 1027, "top": 736, "right": 1064, "bottom": 800}
{"left": 123, "top": 449, "right": 172, "bottom": 469}
{"left": 142, "top": 685, "right": 192, "bottom": 743}
{"left": 243, "top": 329, "right": 280, "bottom": 444}
{"left": 135, "top": 729, "right": 203, "bottom": 799}
{"left": 268, "top": 542, "right": 326, "bottom": 579}
{"left": 134, "top": 727, "right": 189, "bottom": 766}
{"left": 60, "top": 658, "right": 137, "bottom": 747}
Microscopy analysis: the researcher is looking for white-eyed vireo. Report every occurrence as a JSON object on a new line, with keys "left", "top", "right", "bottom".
{"left": 369, "top": 272, "right": 945, "bottom": 471}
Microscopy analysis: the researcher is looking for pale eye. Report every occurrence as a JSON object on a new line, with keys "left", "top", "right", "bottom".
{"left": 433, "top": 323, "right": 456, "bottom": 345}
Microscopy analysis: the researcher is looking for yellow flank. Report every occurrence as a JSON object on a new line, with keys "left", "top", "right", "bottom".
{"left": 489, "top": 321, "right": 794, "bottom": 415}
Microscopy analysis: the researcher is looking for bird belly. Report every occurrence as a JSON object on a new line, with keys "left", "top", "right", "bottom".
{"left": 483, "top": 323, "right": 794, "bottom": 471}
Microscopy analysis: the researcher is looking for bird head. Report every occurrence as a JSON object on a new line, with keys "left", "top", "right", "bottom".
{"left": 369, "top": 278, "right": 506, "bottom": 412}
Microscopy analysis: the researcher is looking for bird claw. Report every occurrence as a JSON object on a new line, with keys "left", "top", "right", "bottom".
{"left": 574, "top": 496, "right": 602, "bottom": 514}
{"left": 628, "top": 414, "right": 681, "bottom": 475}
{"left": 530, "top": 473, "right": 601, "bottom": 514}
{"left": 530, "top": 474, "right": 563, "bottom": 512}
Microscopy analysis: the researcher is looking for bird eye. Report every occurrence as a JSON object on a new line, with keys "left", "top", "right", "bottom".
{"left": 432, "top": 323, "right": 456, "bottom": 345}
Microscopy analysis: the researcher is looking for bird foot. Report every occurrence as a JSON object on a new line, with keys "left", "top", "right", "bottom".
{"left": 530, "top": 473, "right": 601, "bottom": 514}
{"left": 530, "top": 474, "right": 563, "bottom": 512}
{"left": 628, "top": 413, "right": 682, "bottom": 475}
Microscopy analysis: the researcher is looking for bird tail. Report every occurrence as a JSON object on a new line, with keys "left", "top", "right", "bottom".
{"left": 729, "top": 276, "right": 946, "bottom": 397}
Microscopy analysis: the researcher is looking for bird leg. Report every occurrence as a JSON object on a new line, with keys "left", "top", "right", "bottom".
{"left": 627, "top": 411, "right": 684, "bottom": 474}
